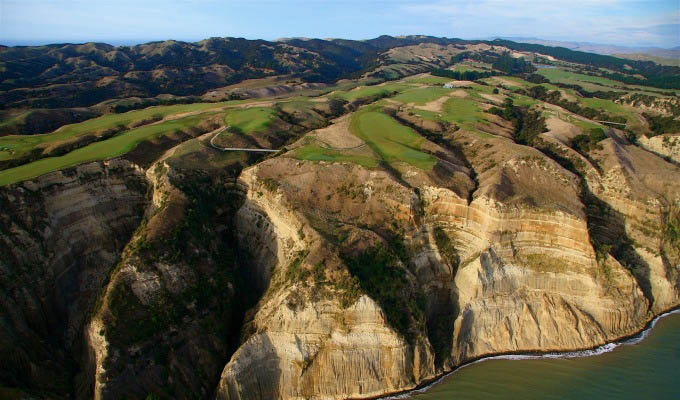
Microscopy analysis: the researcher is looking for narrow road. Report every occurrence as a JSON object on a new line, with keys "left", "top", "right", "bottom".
{"left": 592, "top": 120, "right": 626, "bottom": 126}
{"left": 210, "top": 126, "right": 280, "bottom": 153}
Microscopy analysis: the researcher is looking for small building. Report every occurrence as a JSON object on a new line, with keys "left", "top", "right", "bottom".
{"left": 443, "top": 82, "right": 455, "bottom": 89}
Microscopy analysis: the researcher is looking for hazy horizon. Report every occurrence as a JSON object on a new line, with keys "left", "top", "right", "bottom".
{"left": 1, "top": 35, "right": 679, "bottom": 50}
{"left": 1, "top": 0, "right": 678, "bottom": 49}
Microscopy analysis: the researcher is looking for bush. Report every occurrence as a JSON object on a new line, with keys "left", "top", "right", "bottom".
{"left": 643, "top": 113, "right": 680, "bottom": 137}
{"left": 344, "top": 244, "right": 424, "bottom": 341}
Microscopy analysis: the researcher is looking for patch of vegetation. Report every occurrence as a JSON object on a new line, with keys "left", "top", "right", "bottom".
{"left": 571, "top": 128, "right": 607, "bottom": 155}
{"left": 431, "top": 68, "right": 495, "bottom": 81}
{"left": 433, "top": 227, "right": 460, "bottom": 269}
{"left": 105, "top": 282, "right": 182, "bottom": 345}
{"left": 518, "top": 85, "right": 628, "bottom": 124}
{"left": 344, "top": 244, "right": 425, "bottom": 341}
{"left": 643, "top": 113, "right": 680, "bottom": 137}
{"left": 286, "top": 250, "right": 311, "bottom": 283}
{"left": 663, "top": 207, "right": 680, "bottom": 253}
{"left": 104, "top": 171, "right": 253, "bottom": 353}
{"left": 518, "top": 253, "right": 570, "bottom": 273}
{"left": 491, "top": 52, "right": 535, "bottom": 74}
{"left": 488, "top": 98, "right": 547, "bottom": 145}
{"left": 293, "top": 144, "right": 379, "bottom": 168}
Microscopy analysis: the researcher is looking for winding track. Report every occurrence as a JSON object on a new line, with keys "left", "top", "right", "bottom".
{"left": 209, "top": 126, "right": 280, "bottom": 152}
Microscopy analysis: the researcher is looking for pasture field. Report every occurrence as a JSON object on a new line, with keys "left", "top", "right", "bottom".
{"left": 350, "top": 107, "right": 436, "bottom": 170}
{"left": 0, "top": 114, "right": 206, "bottom": 186}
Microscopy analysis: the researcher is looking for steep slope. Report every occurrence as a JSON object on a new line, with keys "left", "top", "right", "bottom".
{"left": 212, "top": 109, "right": 674, "bottom": 398}
{"left": 1, "top": 62, "right": 678, "bottom": 400}
{"left": 0, "top": 159, "right": 147, "bottom": 396}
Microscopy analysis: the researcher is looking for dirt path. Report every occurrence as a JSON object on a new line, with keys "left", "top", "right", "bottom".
{"left": 209, "top": 126, "right": 279, "bottom": 152}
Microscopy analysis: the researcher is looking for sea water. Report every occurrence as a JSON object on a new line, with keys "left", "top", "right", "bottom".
{"left": 392, "top": 309, "right": 680, "bottom": 400}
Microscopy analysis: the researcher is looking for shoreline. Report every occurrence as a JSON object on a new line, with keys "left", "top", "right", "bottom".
{"left": 372, "top": 305, "right": 680, "bottom": 400}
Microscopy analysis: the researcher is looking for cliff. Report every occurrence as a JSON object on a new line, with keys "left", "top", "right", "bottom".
{"left": 0, "top": 159, "right": 147, "bottom": 395}
{"left": 1, "top": 102, "right": 679, "bottom": 400}
{"left": 214, "top": 121, "right": 679, "bottom": 399}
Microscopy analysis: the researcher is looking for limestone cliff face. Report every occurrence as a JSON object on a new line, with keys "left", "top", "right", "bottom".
{"left": 637, "top": 134, "right": 680, "bottom": 165}
{"left": 218, "top": 163, "right": 437, "bottom": 400}
{"left": 83, "top": 159, "right": 252, "bottom": 400}
{"left": 0, "top": 159, "right": 147, "bottom": 395}
{"left": 587, "top": 135, "right": 680, "bottom": 313}
{"left": 3, "top": 123, "right": 678, "bottom": 400}
{"left": 215, "top": 128, "right": 677, "bottom": 399}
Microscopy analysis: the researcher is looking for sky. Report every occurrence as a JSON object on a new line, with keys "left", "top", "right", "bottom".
{"left": 1, "top": 0, "right": 678, "bottom": 48}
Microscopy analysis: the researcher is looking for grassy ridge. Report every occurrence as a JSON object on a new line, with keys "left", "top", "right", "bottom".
{"left": 350, "top": 107, "right": 436, "bottom": 170}
{"left": 224, "top": 107, "right": 278, "bottom": 134}
{"left": 0, "top": 102, "right": 233, "bottom": 162}
{"left": 293, "top": 144, "right": 379, "bottom": 168}
{"left": 0, "top": 114, "right": 205, "bottom": 185}
{"left": 393, "top": 87, "right": 451, "bottom": 105}
{"left": 333, "top": 83, "right": 411, "bottom": 102}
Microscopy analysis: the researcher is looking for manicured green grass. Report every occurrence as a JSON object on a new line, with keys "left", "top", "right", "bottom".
{"left": 332, "top": 83, "right": 411, "bottom": 102}
{"left": 293, "top": 144, "right": 379, "bottom": 168}
{"left": 409, "top": 108, "right": 442, "bottom": 122}
{"left": 224, "top": 107, "right": 278, "bottom": 134}
{"left": 350, "top": 107, "right": 437, "bottom": 170}
{"left": 0, "top": 114, "right": 205, "bottom": 186}
{"left": 0, "top": 101, "right": 233, "bottom": 162}
{"left": 439, "top": 96, "right": 496, "bottom": 138}
{"left": 406, "top": 75, "right": 452, "bottom": 85}
{"left": 392, "top": 87, "right": 451, "bottom": 105}
{"left": 441, "top": 97, "right": 483, "bottom": 127}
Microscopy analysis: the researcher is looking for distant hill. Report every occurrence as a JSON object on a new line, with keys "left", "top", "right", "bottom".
{"left": 1, "top": 35, "right": 678, "bottom": 112}
{"left": 498, "top": 37, "right": 680, "bottom": 60}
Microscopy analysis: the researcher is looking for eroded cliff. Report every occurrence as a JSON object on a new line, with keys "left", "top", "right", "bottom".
{"left": 0, "top": 159, "right": 147, "bottom": 395}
